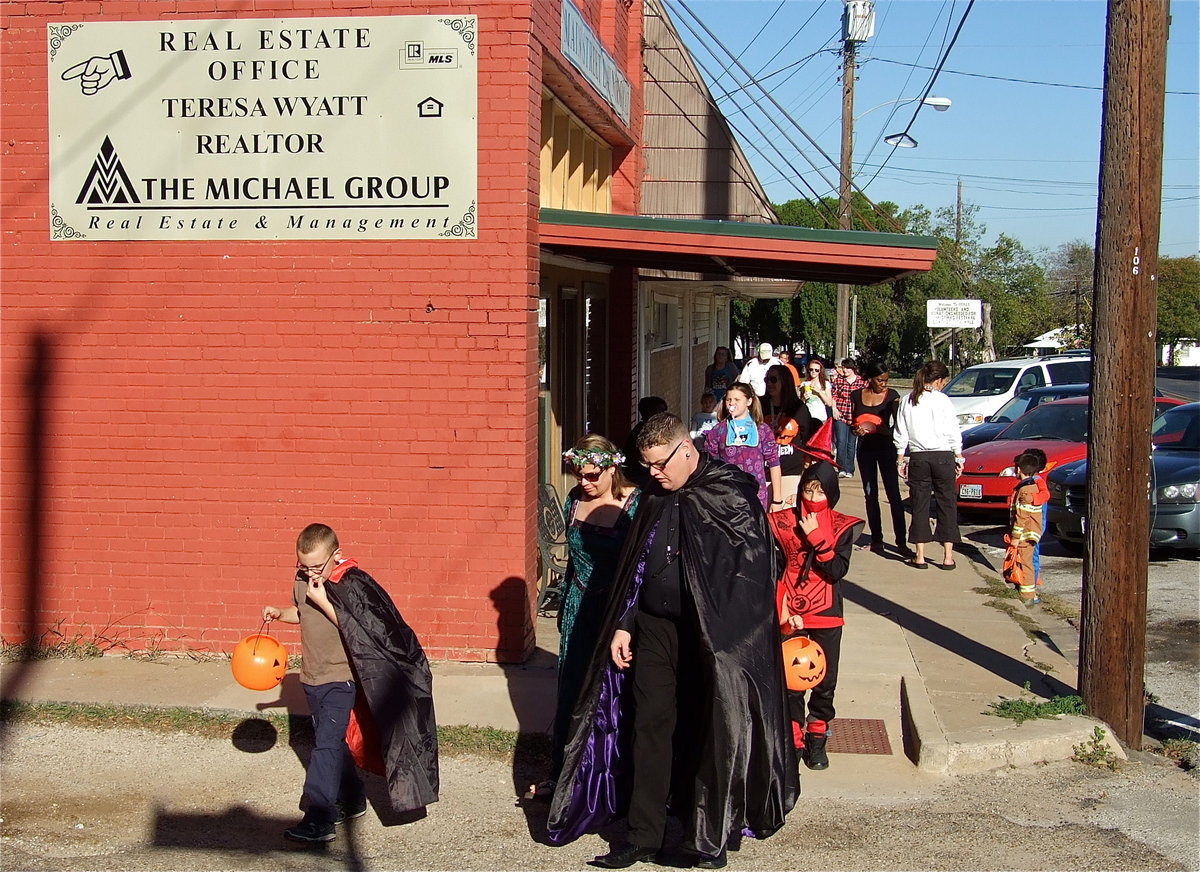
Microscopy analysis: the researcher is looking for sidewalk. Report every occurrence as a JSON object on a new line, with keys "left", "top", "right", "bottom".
{"left": 0, "top": 476, "right": 1122, "bottom": 781}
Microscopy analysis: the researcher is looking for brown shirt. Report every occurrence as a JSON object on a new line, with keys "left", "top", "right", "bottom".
{"left": 293, "top": 575, "right": 353, "bottom": 686}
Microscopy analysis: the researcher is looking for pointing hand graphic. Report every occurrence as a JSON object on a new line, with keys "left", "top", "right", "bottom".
{"left": 61, "top": 50, "right": 130, "bottom": 95}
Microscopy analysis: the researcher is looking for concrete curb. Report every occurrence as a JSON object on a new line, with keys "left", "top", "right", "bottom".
{"left": 942, "top": 714, "right": 1128, "bottom": 775}
{"left": 900, "top": 672, "right": 950, "bottom": 774}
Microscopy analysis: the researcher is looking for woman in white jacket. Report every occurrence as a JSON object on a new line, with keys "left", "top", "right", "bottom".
{"left": 894, "top": 360, "right": 963, "bottom": 570}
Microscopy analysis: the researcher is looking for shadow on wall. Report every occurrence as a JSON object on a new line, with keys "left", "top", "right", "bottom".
{"left": 0, "top": 332, "right": 52, "bottom": 752}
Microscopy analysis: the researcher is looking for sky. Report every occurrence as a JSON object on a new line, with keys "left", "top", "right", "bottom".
{"left": 664, "top": 0, "right": 1199, "bottom": 259}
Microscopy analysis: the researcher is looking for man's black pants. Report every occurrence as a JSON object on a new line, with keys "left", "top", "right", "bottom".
{"left": 627, "top": 611, "right": 703, "bottom": 851}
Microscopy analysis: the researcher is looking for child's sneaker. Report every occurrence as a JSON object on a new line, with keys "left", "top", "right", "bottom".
{"left": 284, "top": 819, "right": 336, "bottom": 843}
{"left": 803, "top": 732, "right": 829, "bottom": 770}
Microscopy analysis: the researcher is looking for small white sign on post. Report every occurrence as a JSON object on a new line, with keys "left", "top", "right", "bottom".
{"left": 926, "top": 299, "right": 982, "bottom": 329}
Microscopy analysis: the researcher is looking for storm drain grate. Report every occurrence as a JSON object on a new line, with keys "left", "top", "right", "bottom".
{"left": 827, "top": 718, "right": 892, "bottom": 755}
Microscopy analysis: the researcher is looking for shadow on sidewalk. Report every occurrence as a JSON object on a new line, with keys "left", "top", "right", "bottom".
{"left": 842, "top": 580, "right": 1077, "bottom": 699}
{"left": 151, "top": 804, "right": 368, "bottom": 869}
{"left": 491, "top": 577, "right": 556, "bottom": 842}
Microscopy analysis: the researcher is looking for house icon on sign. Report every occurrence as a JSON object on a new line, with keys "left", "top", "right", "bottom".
{"left": 417, "top": 97, "right": 444, "bottom": 118}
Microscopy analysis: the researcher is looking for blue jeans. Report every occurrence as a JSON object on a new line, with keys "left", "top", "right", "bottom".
{"left": 301, "top": 680, "right": 365, "bottom": 825}
{"left": 833, "top": 419, "right": 857, "bottom": 474}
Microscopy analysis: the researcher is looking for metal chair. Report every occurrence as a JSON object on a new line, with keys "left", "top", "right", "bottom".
{"left": 537, "top": 482, "right": 569, "bottom": 614}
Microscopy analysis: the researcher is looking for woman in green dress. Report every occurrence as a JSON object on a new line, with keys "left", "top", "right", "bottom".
{"left": 532, "top": 434, "right": 640, "bottom": 799}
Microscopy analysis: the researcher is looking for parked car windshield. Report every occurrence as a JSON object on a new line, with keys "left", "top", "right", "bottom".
{"left": 946, "top": 368, "right": 1018, "bottom": 397}
{"left": 1152, "top": 406, "right": 1200, "bottom": 450}
{"left": 989, "top": 394, "right": 1034, "bottom": 424}
{"left": 997, "top": 402, "right": 1090, "bottom": 443}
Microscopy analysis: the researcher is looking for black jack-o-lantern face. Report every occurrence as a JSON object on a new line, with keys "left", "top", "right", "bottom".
{"left": 781, "top": 636, "right": 827, "bottom": 692}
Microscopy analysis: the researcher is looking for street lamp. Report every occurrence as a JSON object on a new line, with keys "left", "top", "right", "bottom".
{"left": 838, "top": 94, "right": 951, "bottom": 356}
{"left": 857, "top": 94, "right": 952, "bottom": 122}
{"left": 882, "top": 96, "right": 952, "bottom": 148}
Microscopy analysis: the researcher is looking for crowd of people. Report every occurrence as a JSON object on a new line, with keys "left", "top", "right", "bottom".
{"left": 530, "top": 346, "right": 993, "bottom": 867}
{"left": 260, "top": 346, "right": 1031, "bottom": 866}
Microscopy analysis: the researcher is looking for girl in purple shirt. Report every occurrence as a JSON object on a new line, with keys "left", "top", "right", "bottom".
{"left": 704, "top": 382, "right": 784, "bottom": 511}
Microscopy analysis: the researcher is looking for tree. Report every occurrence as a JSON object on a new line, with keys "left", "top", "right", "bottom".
{"left": 1042, "top": 241, "right": 1095, "bottom": 346}
{"left": 973, "top": 234, "right": 1053, "bottom": 355}
{"left": 1157, "top": 255, "right": 1200, "bottom": 364}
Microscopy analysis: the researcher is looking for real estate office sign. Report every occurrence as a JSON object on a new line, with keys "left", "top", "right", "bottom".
{"left": 47, "top": 16, "right": 478, "bottom": 240}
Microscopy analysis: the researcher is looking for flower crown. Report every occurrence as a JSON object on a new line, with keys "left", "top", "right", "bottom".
{"left": 563, "top": 447, "right": 625, "bottom": 469}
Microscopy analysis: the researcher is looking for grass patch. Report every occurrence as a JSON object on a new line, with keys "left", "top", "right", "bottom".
{"left": 1156, "top": 737, "right": 1198, "bottom": 769}
{"left": 1035, "top": 590, "right": 1080, "bottom": 626}
{"left": 1073, "top": 726, "right": 1121, "bottom": 771}
{"left": 987, "top": 682, "right": 1087, "bottom": 724}
{"left": 0, "top": 700, "right": 546, "bottom": 764}
{"left": 973, "top": 577, "right": 1042, "bottom": 639}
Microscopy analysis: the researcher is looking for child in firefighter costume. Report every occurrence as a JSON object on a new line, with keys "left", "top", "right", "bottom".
{"left": 767, "top": 460, "right": 863, "bottom": 770}
{"left": 1003, "top": 450, "right": 1047, "bottom": 605}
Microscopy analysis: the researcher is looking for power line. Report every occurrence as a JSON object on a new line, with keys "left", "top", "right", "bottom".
{"left": 858, "top": 0, "right": 977, "bottom": 194}
{"left": 854, "top": 0, "right": 956, "bottom": 173}
{"left": 863, "top": 55, "right": 1200, "bottom": 95}
{"left": 666, "top": 0, "right": 904, "bottom": 232}
{"left": 643, "top": 19, "right": 837, "bottom": 222}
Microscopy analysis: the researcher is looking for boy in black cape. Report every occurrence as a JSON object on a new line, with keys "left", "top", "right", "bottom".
{"left": 548, "top": 413, "right": 798, "bottom": 868}
{"left": 263, "top": 523, "right": 438, "bottom": 843}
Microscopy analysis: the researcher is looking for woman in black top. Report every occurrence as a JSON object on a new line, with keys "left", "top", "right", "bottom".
{"left": 763, "top": 364, "right": 812, "bottom": 508}
{"left": 851, "top": 361, "right": 912, "bottom": 557}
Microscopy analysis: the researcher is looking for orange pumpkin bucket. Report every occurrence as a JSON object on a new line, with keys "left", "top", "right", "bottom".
{"left": 231, "top": 628, "right": 288, "bottom": 691}
{"left": 781, "top": 635, "right": 827, "bottom": 692}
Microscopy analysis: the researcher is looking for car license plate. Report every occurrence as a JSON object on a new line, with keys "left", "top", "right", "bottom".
{"left": 959, "top": 484, "right": 983, "bottom": 499}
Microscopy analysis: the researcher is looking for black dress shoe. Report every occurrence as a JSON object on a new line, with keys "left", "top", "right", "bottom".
{"left": 590, "top": 843, "right": 658, "bottom": 869}
{"left": 694, "top": 848, "right": 727, "bottom": 869}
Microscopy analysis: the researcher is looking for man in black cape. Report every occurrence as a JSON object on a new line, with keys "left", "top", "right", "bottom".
{"left": 548, "top": 413, "right": 798, "bottom": 868}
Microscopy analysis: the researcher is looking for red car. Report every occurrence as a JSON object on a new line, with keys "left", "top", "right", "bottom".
{"left": 955, "top": 396, "right": 1183, "bottom": 511}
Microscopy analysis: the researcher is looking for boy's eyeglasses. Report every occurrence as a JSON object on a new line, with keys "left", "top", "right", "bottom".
{"left": 640, "top": 440, "right": 685, "bottom": 472}
{"left": 296, "top": 552, "right": 335, "bottom": 578}
{"left": 574, "top": 468, "right": 607, "bottom": 482}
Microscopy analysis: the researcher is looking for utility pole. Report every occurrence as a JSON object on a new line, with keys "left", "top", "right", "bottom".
{"left": 1079, "top": 0, "right": 1170, "bottom": 749}
{"left": 835, "top": 0, "right": 874, "bottom": 363}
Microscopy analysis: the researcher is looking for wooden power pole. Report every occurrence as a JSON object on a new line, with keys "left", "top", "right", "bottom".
{"left": 1078, "top": 0, "right": 1170, "bottom": 748}
{"left": 834, "top": 36, "right": 856, "bottom": 363}
{"left": 835, "top": 1, "right": 874, "bottom": 363}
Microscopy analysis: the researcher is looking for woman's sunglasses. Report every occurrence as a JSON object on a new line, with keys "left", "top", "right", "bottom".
{"left": 574, "top": 468, "right": 607, "bottom": 482}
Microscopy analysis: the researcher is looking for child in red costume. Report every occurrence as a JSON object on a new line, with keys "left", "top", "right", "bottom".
{"left": 767, "top": 460, "right": 864, "bottom": 771}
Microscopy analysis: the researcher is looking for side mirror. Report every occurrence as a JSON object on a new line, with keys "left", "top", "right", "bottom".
{"left": 983, "top": 415, "right": 992, "bottom": 423}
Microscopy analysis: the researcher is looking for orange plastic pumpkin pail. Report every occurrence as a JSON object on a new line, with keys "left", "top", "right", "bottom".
{"left": 231, "top": 633, "right": 289, "bottom": 691}
{"left": 781, "top": 635, "right": 827, "bottom": 692}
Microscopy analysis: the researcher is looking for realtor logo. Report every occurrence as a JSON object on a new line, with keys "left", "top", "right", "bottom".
{"left": 76, "top": 136, "right": 139, "bottom": 205}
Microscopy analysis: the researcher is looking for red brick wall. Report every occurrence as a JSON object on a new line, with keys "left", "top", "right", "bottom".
{"left": 1, "top": 1, "right": 546, "bottom": 662}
